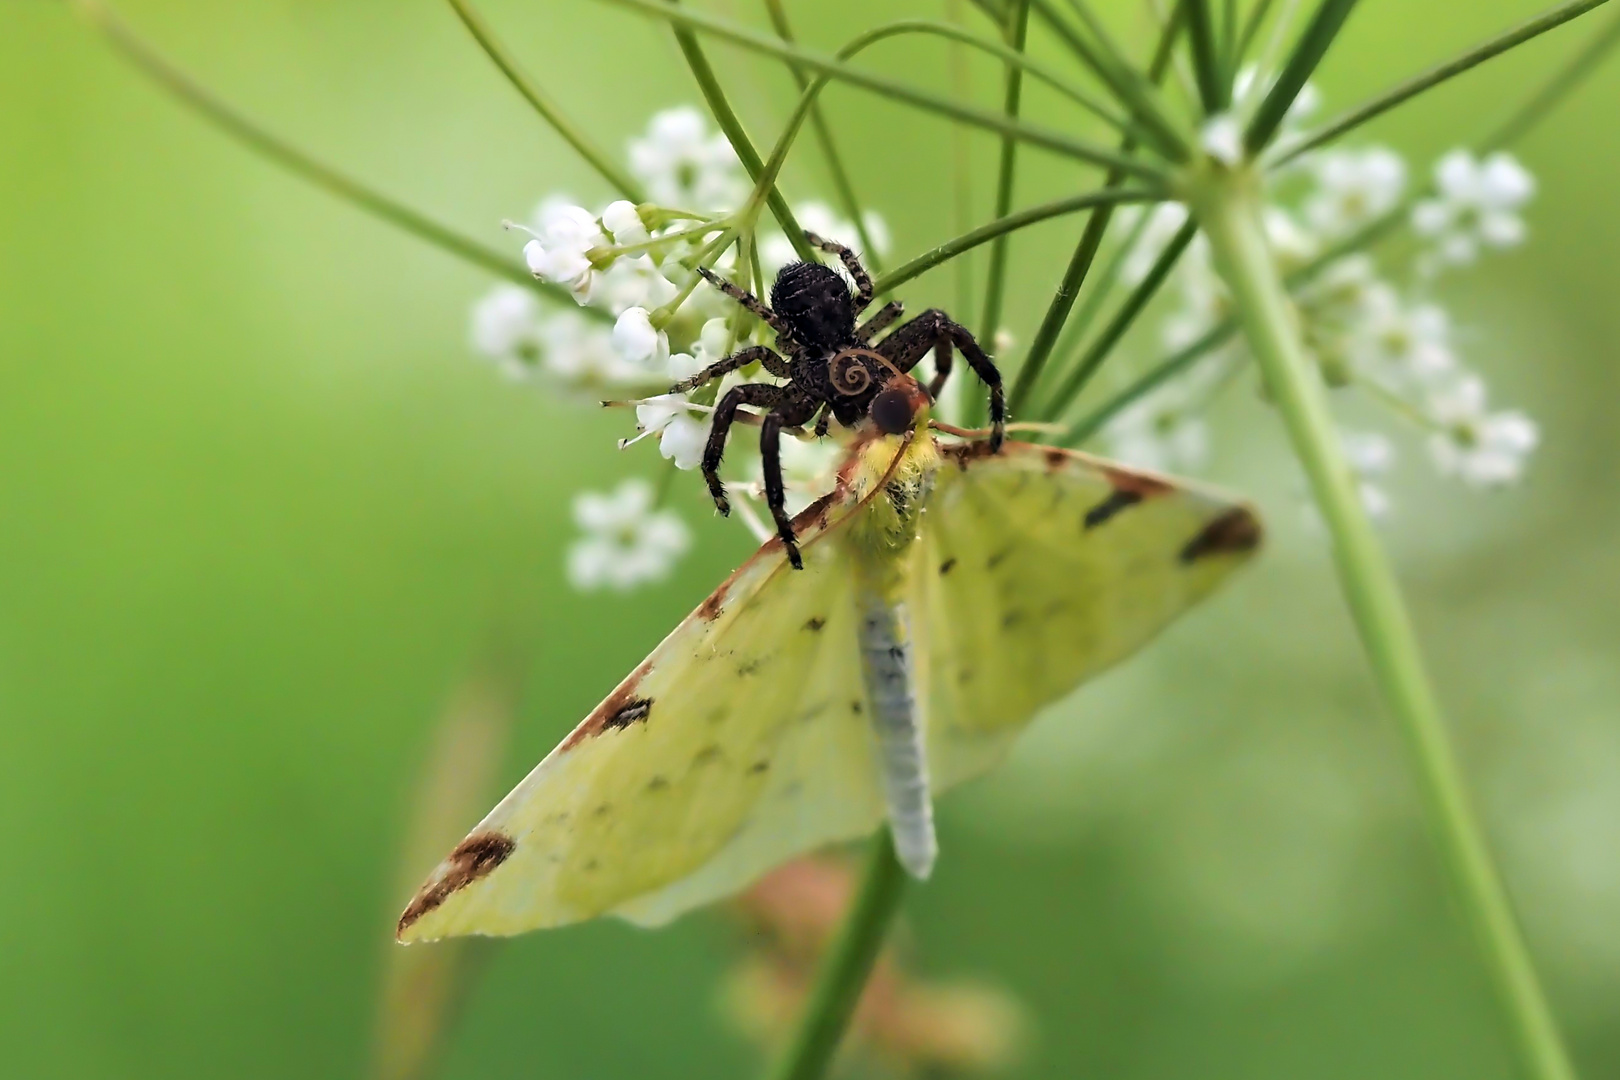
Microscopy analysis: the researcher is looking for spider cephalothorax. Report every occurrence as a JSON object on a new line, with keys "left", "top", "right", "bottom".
{"left": 679, "top": 231, "right": 1006, "bottom": 569}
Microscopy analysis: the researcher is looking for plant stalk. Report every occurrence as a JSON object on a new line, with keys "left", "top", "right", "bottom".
{"left": 1192, "top": 166, "right": 1577, "bottom": 1080}
{"left": 764, "top": 830, "right": 909, "bottom": 1080}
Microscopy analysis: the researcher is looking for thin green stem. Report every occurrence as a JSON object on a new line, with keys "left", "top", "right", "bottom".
{"left": 1274, "top": 0, "right": 1613, "bottom": 164}
{"left": 1027, "top": 0, "right": 1191, "bottom": 160}
{"left": 1039, "top": 217, "right": 1197, "bottom": 417}
{"left": 977, "top": 0, "right": 1034, "bottom": 401}
{"left": 765, "top": 831, "right": 909, "bottom": 1080}
{"left": 1235, "top": 0, "right": 1279, "bottom": 65}
{"left": 593, "top": 0, "right": 1166, "bottom": 177}
{"left": 68, "top": 0, "right": 589, "bottom": 313}
{"left": 1044, "top": 207, "right": 1155, "bottom": 378}
{"left": 1006, "top": 6, "right": 1185, "bottom": 415}
{"left": 876, "top": 188, "right": 1160, "bottom": 295}
{"left": 1061, "top": 319, "right": 1237, "bottom": 443}
{"left": 1194, "top": 167, "right": 1576, "bottom": 1080}
{"left": 1186, "top": 0, "right": 1229, "bottom": 112}
{"left": 668, "top": 5, "right": 814, "bottom": 263}
{"left": 948, "top": 0, "right": 976, "bottom": 317}
{"left": 444, "top": 0, "right": 644, "bottom": 200}
{"left": 761, "top": 0, "right": 882, "bottom": 269}
{"left": 1244, "top": 0, "right": 1361, "bottom": 153}
{"left": 1486, "top": 4, "right": 1620, "bottom": 149}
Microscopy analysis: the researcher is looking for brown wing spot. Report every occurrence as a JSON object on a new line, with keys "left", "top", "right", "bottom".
{"left": 803, "top": 616, "right": 826, "bottom": 632}
{"left": 748, "top": 760, "right": 771, "bottom": 775}
{"left": 943, "top": 439, "right": 997, "bottom": 470}
{"left": 1001, "top": 610, "right": 1026, "bottom": 628}
{"left": 850, "top": 700, "right": 864, "bottom": 715}
{"left": 603, "top": 697, "right": 652, "bottom": 732}
{"left": 697, "top": 582, "right": 730, "bottom": 622}
{"left": 1180, "top": 507, "right": 1263, "bottom": 563}
{"left": 562, "top": 669, "right": 652, "bottom": 750}
{"left": 737, "top": 658, "right": 763, "bottom": 677}
{"left": 986, "top": 547, "right": 1013, "bottom": 569}
{"left": 1043, "top": 448, "right": 1068, "bottom": 472}
{"left": 939, "top": 557, "right": 957, "bottom": 575}
{"left": 646, "top": 775, "right": 671, "bottom": 793}
{"left": 692, "top": 745, "right": 723, "bottom": 769}
{"left": 397, "top": 831, "right": 515, "bottom": 937}
{"left": 1084, "top": 489, "right": 1143, "bottom": 529}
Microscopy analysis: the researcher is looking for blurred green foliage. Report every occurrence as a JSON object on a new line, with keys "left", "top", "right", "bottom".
{"left": 2, "top": 2, "right": 1618, "bottom": 1078}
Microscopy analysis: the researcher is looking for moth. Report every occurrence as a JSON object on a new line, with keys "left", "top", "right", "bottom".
{"left": 397, "top": 382, "right": 1259, "bottom": 942}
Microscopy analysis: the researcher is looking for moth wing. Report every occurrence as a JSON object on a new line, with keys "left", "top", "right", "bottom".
{"left": 914, "top": 441, "right": 1261, "bottom": 792}
{"left": 398, "top": 498, "right": 886, "bottom": 942}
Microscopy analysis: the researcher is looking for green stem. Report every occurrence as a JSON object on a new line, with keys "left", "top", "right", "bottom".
{"left": 948, "top": 0, "right": 976, "bottom": 316}
{"left": 1244, "top": 0, "right": 1361, "bottom": 153}
{"left": 976, "top": 0, "right": 1034, "bottom": 408}
{"left": 668, "top": 6, "right": 814, "bottom": 263}
{"left": 761, "top": 0, "right": 882, "bottom": 269}
{"left": 764, "top": 831, "right": 909, "bottom": 1080}
{"left": 1038, "top": 217, "right": 1197, "bottom": 417}
{"left": 1486, "top": 3, "right": 1620, "bottom": 149}
{"left": 1186, "top": 0, "right": 1229, "bottom": 112}
{"left": 1027, "top": 0, "right": 1191, "bottom": 160}
{"left": 1006, "top": 7, "right": 1185, "bottom": 416}
{"left": 68, "top": 0, "right": 592, "bottom": 314}
{"left": 1193, "top": 167, "right": 1576, "bottom": 1080}
{"left": 1274, "top": 0, "right": 1613, "bottom": 164}
{"left": 877, "top": 188, "right": 1161, "bottom": 299}
{"left": 594, "top": 0, "right": 1163, "bottom": 177}
{"left": 445, "top": 0, "right": 645, "bottom": 200}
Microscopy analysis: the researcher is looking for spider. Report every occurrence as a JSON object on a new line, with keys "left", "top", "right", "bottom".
{"left": 675, "top": 231, "right": 1006, "bottom": 570}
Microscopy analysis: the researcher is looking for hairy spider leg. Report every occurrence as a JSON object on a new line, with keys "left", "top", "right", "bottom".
{"left": 803, "top": 231, "right": 875, "bottom": 312}
{"left": 668, "top": 344, "right": 790, "bottom": 394}
{"left": 759, "top": 395, "right": 820, "bottom": 569}
{"left": 857, "top": 301, "right": 904, "bottom": 344}
{"left": 696, "top": 268, "right": 791, "bottom": 339}
{"left": 878, "top": 309, "right": 1006, "bottom": 450}
{"left": 702, "top": 382, "right": 786, "bottom": 516}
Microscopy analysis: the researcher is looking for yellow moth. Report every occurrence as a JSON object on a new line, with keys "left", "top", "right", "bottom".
{"left": 398, "top": 383, "right": 1259, "bottom": 942}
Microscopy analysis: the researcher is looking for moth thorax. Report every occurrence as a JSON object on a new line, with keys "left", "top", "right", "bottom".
{"left": 870, "top": 374, "right": 932, "bottom": 436}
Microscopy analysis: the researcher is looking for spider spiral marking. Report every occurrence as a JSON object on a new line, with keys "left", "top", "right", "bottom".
{"left": 828, "top": 347, "right": 898, "bottom": 397}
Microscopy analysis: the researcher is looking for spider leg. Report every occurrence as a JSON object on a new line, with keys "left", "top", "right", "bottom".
{"left": 669, "top": 345, "right": 788, "bottom": 394}
{"left": 696, "top": 268, "right": 789, "bottom": 338}
{"left": 877, "top": 310, "right": 1006, "bottom": 450}
{"left": 760, "top": 395, "right": 820, "bottom": 569}
{"left": 803, "top": 231, "right": 874, "bottom": 312}
{"left": 703, "top": 382, "right": 786, "bottom": 515}
{"left": 856, "top": 301, "right": 904, "bottom": 344}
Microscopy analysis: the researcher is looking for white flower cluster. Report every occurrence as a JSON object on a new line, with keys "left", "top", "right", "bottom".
{"left": 465, "top": 107, "right": 891, "bottom": 591}
{"left": 1106, "top": 81, "right": 1540, "bottom": 518}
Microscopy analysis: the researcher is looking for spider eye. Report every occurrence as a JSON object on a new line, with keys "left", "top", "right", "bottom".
{"left": 870, "top": 386, "right": 917, "bottom": 435}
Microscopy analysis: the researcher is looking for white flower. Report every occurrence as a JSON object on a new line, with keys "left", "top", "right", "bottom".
{"left": 612, "top": 307, "right": 669, "bottom": 369}
{"left": 538, "top": 310, "right": 646, "bottom": 389}
{"left": 1262, "top": 206, "right": 1318, "bottom": 268}
{"left": 600, "top": 200, "right": 649, "bottom": 246}
{"left": 469, "top": 284, "right": 542, "bottom": 378}
{"left": 1104, "top": 380, "right": 1212, "bottom": 474}
{"left": 595, "top": 254, "right": 679, "bottom": 316}
{"left": 690, "top": 317, "right": 733, "bottom": 367}
{"left": 518, "top": 199, "right": 606, "bottom": 301}
{"left": 1121, "top": 202, "right": 1192, "bottom": 286}
{"left": 633, "top": 393, "right": 710, "bottom": 471}
{"left": 1200, "top": 112, "right": 1244, "bottom": 165}
{"left": 992, "top": 328, "right": 1017, "bottom": 357}
{"left": 628, "top": 106, "right": 745, "bottom": 211}
{"left": 1304, "top": 147, "right": 1407, "bottom": 237}
{"left": 1411, "top": 150, "right": 1535, "bottom": 269}
{"left": 567, "top": 479, "right": 691, "bottom": 591}
{"left": 1345, "top": 286, "right": 1456, "bottom": 385}
{"left": 1426, "top": 375, "right": 1539, "bottom": 487}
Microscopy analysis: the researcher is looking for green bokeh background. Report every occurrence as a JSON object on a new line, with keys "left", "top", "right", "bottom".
{"left": 3, "top": 2, "right": 1618, "bottom": 1077}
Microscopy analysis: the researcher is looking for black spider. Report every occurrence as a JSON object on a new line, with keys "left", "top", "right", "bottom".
{"left": 675, "top": 231, "right": 1006, "bottom": 570}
